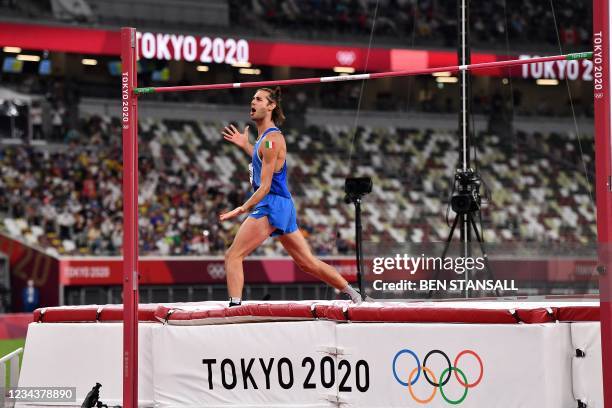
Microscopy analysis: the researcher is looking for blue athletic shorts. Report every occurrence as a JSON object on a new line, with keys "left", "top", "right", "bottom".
{"left": 249, "top": 193, "right": 298, "bottom": 237}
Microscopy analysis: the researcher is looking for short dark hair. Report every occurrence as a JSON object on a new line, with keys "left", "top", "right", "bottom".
{"left": 258, "top": 86, "right": 285, "bottom": 125}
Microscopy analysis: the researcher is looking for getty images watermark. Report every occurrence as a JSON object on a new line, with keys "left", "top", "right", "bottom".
{"left": 370, "top": 253, "right": 518, "bottom": 294}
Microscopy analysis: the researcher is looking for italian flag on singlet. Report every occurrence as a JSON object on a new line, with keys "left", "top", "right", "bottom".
{"left": 264, "top": 140, "right": 273, "bottom": 149}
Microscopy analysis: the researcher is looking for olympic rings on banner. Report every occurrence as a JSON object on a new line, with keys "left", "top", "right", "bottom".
{"left": 423, "top": 349, "right": 452, "bottom": 387}
{"left": 408, "top": 366, "right": 437, "bottom": 404}
{"left": 454, "top": 349, "right": 484, "bottom": 388}
{"left": 392, "top": 349, "right": 421, "bottom": 386}
{"left": 439, "top": 367, "right": 468, "bottom": 405}
{"left": 392, "top": 349, "right": 484, "bottom": 404}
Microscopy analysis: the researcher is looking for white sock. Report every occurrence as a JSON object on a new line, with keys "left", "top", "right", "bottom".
{"left": 229, "top": 297, "right": 242, "bottom": 307}
{"left": 341, "top": 285, "right": 362, "bottom": 304}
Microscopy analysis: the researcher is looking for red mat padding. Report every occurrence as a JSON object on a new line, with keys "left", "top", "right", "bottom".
{"left": 32, "top": 302, "right": 601, "bottom": 325}
{"left": 344, "top": 306, "right": 519, "bottom": 324}
{"left": 33, "top": 304, "right": 158, "bottom": 323}
{"left": 157, "top": 302, "right": 317, "bottom": 323}
{"left": 555, "top": 306, "right": 600, "bottom": 322}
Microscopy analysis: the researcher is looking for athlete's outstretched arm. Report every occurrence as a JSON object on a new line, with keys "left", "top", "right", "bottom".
{"left": 219, "top": 133, "right": 280, "bottom": 221}
{"left": 222, "top": 124, "right": 253, "bottom": 156}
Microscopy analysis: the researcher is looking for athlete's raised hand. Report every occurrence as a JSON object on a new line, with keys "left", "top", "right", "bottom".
{"left": 222, "top": 124, "right": 249, "bottom": 149}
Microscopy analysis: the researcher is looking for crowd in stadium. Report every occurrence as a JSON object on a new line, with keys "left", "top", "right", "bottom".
{"left": 0, "top": 0, "right": 596, "bottom": 258}
{"left": 0, "top": 110, "right": 595, "bottom": 256}
{"left": 230, "top": 0, "right": 590, "bottom": 47}
{"left": 1, "top": 0, "right": 592, "bottom": 49}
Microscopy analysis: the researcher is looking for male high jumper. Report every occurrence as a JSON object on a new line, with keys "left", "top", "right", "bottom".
{"left": 220, "top": 87, "right": 363, "bottom": 306}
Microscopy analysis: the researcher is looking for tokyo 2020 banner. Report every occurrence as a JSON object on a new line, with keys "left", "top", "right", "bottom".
{"left": 0, "top": 22, "right": 595, "bottom": 81}
{"left": 148, "top": 320, "right": 577, "bottom": 407}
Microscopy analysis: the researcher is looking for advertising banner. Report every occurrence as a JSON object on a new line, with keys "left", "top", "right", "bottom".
{"left": 58, "top": 257, "right": 357, "bottom": 286}
{"left": 17, "top": 311, "right": 603, "bottom": 407}
{"left": 0, "top": 22, "right": 593, "bottom": 80}
{"left": 17, "top": 322, "right": 157, "bottom": 406}
{"left": 152, "top": 321, "right": 338, "bottom": 407}
{"left": 336, "top": 323, "right": 574, "bottom": 407}
{"left": 60, "top": 257, "right": 357, "bottom": 286}
{"left": 58, "top": 255, "right": 598, "bottom": 289}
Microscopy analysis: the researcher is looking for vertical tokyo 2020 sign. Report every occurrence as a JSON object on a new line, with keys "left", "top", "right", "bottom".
{"left": 121, "top": 72, "right": 130, "bottom": 130}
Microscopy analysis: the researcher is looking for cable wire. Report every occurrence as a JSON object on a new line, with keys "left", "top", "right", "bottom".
{"left": 549, "top": 0, "right": 596, "bottom": 211}
{"left": 347, "top": 0, "right": 380, "bottom": 172}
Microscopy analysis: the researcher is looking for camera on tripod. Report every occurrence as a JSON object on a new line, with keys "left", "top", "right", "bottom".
{"left": 344, "top": 176, "right": 372, "bottom": 203}
{"left": 450, "top": 169, "right": 481, "bottom": 215}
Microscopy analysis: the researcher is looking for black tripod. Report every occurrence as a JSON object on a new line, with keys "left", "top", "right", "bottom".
{"left": 429, "top": 169, "right": 498, "bottom": 298}
{"left": 344, "top": 177, "right": 372, "bottom": 301}
{"left": 426, "top": 0, "right": 497, "bottom": 298}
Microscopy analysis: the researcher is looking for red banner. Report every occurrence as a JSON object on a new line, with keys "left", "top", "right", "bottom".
{"left": 0, "top": 22, "right": 390, "bottom": 70}
{"left": 57, "top": 256, "right": 597, "bottom": 286}
{"left": 0, "top": 22, "right": 592, "bottom": 80}
{"left": 59, "top": 257, "right": 358, "bottom": 286}
{"left": 0, "top": 22, "right": 119, "bottom": 55}
{"left": 249, "top": 42, "right": 390, "bottom": 71}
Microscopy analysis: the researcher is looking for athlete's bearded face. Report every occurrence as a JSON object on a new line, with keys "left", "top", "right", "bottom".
{"left": 250, "top": 90, "right": 276, "bottom": 121}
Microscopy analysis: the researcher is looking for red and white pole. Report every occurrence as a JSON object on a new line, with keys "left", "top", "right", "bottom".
{"left": 594, "top": 1, "right": 612, "bottom": 407}
{"left": 120, "top": 27, "right": 139, "bottom": 408}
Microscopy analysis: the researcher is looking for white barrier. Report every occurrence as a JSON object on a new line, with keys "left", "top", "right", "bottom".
{"left": 571, "top": 322, "right": 604, "bottom": 408}
{"left": 153, "top": 321, "right": 337, "bottom": 407}
{"left": 17, "top": 323, "right": 157, "bottom": 406}
{"left": 1, "top": 347, "right": 24, "bottom": 408}
{"left": 0, "top": 347, "right": 23, "bottom": 388}
{"left": 16, "top": 302, "right": 604, "bottom": 407}
{"left": 335, "top": 323, "right": 573, "bottom": 407}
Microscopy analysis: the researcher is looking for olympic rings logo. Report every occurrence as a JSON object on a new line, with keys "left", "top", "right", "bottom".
{"left": 207, "top": 263, "right": 226, "bottom": 279}
{"left": 392, "top": 349, "right": 484, "bottom": 405}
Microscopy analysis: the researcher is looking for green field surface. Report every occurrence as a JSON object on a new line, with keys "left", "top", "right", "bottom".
{"left": 0, "top": 339, "right": 25, "bottom": 386}
{"left": 0, "top": 338, "right": 25, "bottom": 358}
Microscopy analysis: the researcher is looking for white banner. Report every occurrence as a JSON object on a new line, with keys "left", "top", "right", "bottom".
{"left": 15, "top": 318, "right": 604, "bottom": 407}
{"left": 17, "top": 322, "right": 157, "bottom": 406}
{"left": 152, "top": 321, "right": 337, "bottom": 407}
{"left": 335, "top": 323, "right": 574, "bottom": 408}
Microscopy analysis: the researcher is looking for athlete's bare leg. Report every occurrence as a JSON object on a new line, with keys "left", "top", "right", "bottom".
{"left": 225, "top": 216, "right": 275, "bottom": 298}
{"left": 279, "top": 230, "right": 349, "bottom": 290}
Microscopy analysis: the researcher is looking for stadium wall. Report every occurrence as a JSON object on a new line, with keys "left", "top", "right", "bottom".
{"left": 0, "top": 230, "right": 599, "bottom": 308}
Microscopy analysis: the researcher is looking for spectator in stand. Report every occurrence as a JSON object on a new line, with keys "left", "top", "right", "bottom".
{"left": 30, "top": 101, "right": 44, "bottom": 140}
{"left": 57, "top": 208, "right": 75, "bottom": 240}
{"left": 51, "top": 103, "right": 65, "bottom": 142}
